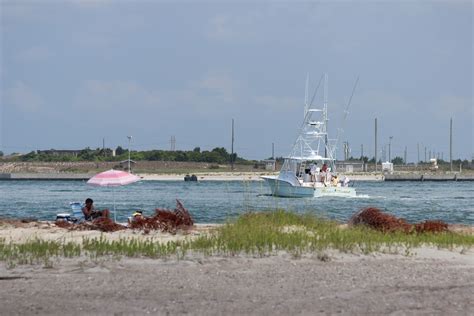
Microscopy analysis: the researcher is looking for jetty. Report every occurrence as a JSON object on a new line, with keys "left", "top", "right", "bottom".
{"left": 384, "top": 174, "right": 474, "bottom": 181}
{"left": 0, "top": 173, "right": 91, "bottom": 181}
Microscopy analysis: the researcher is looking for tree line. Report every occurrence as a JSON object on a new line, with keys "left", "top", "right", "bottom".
{"left": 5, "top": 147, "right": 249, "bottom": 164}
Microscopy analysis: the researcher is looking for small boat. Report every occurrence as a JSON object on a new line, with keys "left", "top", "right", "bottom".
{"left": 184, "top": 174, "right": 198, "bottom": 182}
{"left": 262, "top": 74, "right": 356, "bottom": 198}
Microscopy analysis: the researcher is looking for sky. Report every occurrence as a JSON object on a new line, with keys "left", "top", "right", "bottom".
{"left": 1, "top": 0, "right": 472, "bottom": 162}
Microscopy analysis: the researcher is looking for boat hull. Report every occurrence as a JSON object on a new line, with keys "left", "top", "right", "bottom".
{"left": 261, "top": 176, "right": 356, "bottom": 198}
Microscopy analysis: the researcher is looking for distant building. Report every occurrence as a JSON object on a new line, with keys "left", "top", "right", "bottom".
{"left": 382, "top": 162, "right": 394, "bottom": 173}
{"left": 335, "top": 160, "right": 366, "bottom": 173}
{"left": 263, "top": 159, "right": 276, "bottom": 171}
{"left": 119, "top": 159, "right": 136, "bottom": 170}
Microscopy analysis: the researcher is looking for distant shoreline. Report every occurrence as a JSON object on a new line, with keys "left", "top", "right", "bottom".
{"left": 0, "top": 172, "right": 384, "bottom": 181}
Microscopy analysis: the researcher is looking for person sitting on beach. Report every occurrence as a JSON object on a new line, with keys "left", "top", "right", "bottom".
{"left": 128, "top": 210, "right": 144, "bottom": 224}
{"left": 82, "top": 198, "right": 110, "bottom": 221}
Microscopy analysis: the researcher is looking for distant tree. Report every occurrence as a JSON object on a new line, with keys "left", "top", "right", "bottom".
{"left": 193, "top": 147, "right": 201, "bottom": 153}
{"left": 20, "top": 151, "right": 38, "bottom": 161}
{"left": 211, "top": 147, "right": 229, "bottom": 157}
{"left": 78, "top": 147, "right": 94, "bottom": 161}
{"left": 115, "top": 146, "right": 125, "bottom": 156}
{"left": 391, "top": 156, "right": 404, "bottom": 165}
{"left": 230, "top": 153, "right": 237, "bottom": 163}
{"left": 0, "top": 151, "right": 3, "bottom": 157}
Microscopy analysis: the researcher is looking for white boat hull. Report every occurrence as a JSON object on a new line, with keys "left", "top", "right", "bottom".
{"left": 261, "top": 176, "right": 356, "bottom": 198}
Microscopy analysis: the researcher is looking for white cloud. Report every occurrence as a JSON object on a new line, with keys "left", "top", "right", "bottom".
{"left": 435, "top": 95, "right": 472, "bottom": 120}
{"left": 4, "top": 81, "right": 44, "bottom": 113}
{"left": 355, "top": 90, "right": 415, "bottom": 117}
{"left": 16, "top": 46, "right": 54, "bottom": 63}
{"left": 205, "top": 10, "right": 266, "bottom": 41}
{"left": 195, "top": 71, "right": 238, "bottom": 103}
{"left": 70, "top": 0, "right": 113, "bottom": 9}
{"left": 253, "top": 95, "right": 301, "bottom": 113}
{"left": 74, "top": 80, "right": 161, "bottom": 112}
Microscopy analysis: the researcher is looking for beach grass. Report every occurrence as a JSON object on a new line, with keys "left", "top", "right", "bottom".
{"left": 1, "top": 211, "right": 473, "bottom": 267}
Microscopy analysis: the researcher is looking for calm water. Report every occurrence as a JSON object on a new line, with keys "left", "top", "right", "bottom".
{"left": 0, "top": 180, "right": 473, "bottom": 225}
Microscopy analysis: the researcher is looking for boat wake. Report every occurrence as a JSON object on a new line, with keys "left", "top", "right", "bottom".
{"left": 353, "top": 194, "right": 370, "bottom": 199}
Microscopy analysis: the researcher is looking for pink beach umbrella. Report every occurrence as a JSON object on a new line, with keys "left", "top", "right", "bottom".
{"left": 87, "top": 169, "right": 140, "bottom": 222}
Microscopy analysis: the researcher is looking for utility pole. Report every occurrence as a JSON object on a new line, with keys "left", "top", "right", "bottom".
{"left": 361, "top": 144, "right": 364, "bottom": 160}
{"left": 424, "top": 146, "right": 427, "bottom": 162}
{"left": 389, "top": 136, "right": 393, "bottom": 163}
{"left": 375, "top": 118, "right": 378, "bottom": 172}
{"left": 450, "top": 118, "right": 453, "bottom": 172}
{"left": 127, "top": 136, "right": 132, "bottom": 173}
{"left": 272, "top": 142, "right": 275, "bottom": 171}
{"left": 404, "top": 146, "right": 407, "bottom": 165}
{"left": 231, "top": 119, "right": 234, "bottom": 171}
{"left": 170, "top": 136, "right": 176, "bottom": 151}
{"left": 103, "top": 138, "right": 105, "bottom": 157}
{"left": 417, "top": 143, "right": 420, "bottom": 165}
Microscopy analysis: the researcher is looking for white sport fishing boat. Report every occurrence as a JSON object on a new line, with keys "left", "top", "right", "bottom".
{"left": 262, "top": 74, "right": 356, "bottom": 198}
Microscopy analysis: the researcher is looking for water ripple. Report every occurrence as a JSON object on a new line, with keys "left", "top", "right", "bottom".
{"left": 0, "top": 180, "right": 472, "bottom": 225}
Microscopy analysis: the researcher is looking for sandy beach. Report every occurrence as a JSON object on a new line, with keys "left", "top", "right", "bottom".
{"left": 1, "top": 221, "right": 473, "bottom": 315}
{"left": 1, "top": 247, "right": 472, "bottom": 315}
{"left": 0, "top": 220, "right": 217, "bottom": 245}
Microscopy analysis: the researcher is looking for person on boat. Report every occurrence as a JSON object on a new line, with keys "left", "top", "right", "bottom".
{"left": 304, "top": 166, "right": 311, "bottom": 182}
{"left": 321, "top": 163, "right": 328, "bottom": 173}
{"left": 331, "top": 175, "right": 339, "bottom": 186}
{"left": 342, "top": 176, "right": 350, "bottom": 187}
{"left": 309, "top": 162, "right": 318, "bottom": 182}
{"left": 319, "top": 163, "right": 328, "bottom": 184}
{"left": 82, "top": 198, "right": 110, "bottom": 221}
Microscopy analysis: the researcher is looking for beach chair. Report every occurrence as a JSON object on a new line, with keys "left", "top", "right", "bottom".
{"left": 69, "top": 202, "right": 85, "bottom": 222}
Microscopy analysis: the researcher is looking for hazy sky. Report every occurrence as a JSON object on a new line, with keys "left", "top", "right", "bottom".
{"left": 1, "top": 0, "right": 472, "bottom": 161}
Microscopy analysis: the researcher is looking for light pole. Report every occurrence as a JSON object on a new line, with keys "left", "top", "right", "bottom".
{"left": 127, "top": 136, "right": 132, "bottom": 173}
{"left": 388, "top": 136, "right": 393, "bottom": 163}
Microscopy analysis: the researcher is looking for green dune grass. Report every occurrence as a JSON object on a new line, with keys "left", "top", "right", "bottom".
{"left": 1, "top": 211, "right": 473, "bottom": 267}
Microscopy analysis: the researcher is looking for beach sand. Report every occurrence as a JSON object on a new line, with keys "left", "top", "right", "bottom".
{"left": 0, "top": 222, "right": 473, "bottom": 315}
{"left": 1, "top": 248, "right": 472, "bottom": 315}
{"left": 0, "top": 220, "right": 217, "bottom": 245}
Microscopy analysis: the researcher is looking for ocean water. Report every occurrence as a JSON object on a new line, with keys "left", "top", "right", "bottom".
{"left": 0, "top": 180, "right": 473, "bottom": 225}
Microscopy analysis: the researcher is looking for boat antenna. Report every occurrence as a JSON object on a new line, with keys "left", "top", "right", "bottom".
{"left": 334, "top": 76, "right": 359, "bottom": 151}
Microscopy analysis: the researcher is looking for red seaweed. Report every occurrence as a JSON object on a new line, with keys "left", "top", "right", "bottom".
{"left": 349, "top": 207, "right": 449, "bottom": 234}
